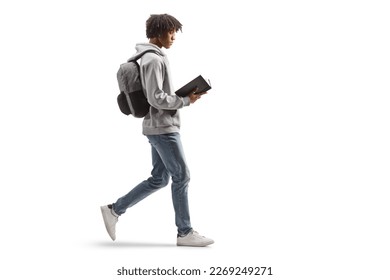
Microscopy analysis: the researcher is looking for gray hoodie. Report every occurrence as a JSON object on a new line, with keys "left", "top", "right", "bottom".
{"left": 135, "top": 43, "right": 190, "bottom": 135}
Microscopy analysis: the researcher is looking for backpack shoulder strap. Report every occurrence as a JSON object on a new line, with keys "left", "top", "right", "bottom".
{"left": 127, "top": 49, "right": 158, "bottom": 63}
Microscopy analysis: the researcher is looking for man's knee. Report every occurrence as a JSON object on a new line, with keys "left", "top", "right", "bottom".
{"left": 173, "top": 167, "right": 190, "bottom": 185}
{"left": 148, "top": 173, "right": 170, "bottom": 188}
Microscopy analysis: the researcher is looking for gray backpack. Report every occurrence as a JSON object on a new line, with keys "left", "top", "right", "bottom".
{"left": 116, "top": 50, "right": 156, "bottom": 117}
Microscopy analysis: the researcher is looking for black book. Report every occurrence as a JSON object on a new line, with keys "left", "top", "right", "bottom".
{"left": 175, "top": 75, "right": 212, "bottom": 97}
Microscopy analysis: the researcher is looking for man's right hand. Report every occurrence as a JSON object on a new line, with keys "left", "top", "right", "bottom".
{"left": 189, "top": 92, "right": 207, "bottom": 104}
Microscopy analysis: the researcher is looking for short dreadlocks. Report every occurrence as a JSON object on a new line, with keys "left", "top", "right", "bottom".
{"left": 146, "top": 14, "right": 183, "bottom": 38}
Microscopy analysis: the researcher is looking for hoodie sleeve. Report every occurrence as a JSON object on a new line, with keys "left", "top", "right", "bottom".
{"left": 141, "top": 56, "right": 190, "bottom": 110}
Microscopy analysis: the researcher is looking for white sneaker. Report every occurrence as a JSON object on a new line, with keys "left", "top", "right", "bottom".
{"left": 177, "top": 230, "right": 214, "bottom": 247}
{"left": 100, "top": 205, "right": 118, "bottom": 241}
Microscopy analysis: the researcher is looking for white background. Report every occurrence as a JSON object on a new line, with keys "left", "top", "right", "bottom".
{"left": 1, "top": 0, "right": 389, "bottom": 279}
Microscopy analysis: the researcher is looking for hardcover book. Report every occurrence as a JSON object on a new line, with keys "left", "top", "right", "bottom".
{"left": 175, "top": 75, "right": 212, "bottom": 97}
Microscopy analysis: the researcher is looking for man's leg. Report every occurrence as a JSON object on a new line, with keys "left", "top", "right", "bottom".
{"left": 101, "top": 142, "right": 169, "bottom": 240}
{"left": 149, "top": 133, "right": 214, "bottom": 246}
{"left": 112, "top": 141, "right": 170, "bottom": 215}
{"left": 147, "top": 132, "right": 192, "bottom": 236}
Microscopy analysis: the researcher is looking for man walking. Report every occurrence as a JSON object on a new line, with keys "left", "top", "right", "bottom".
{"left": 101, "top": 14, "right": 214, "bottom": 247}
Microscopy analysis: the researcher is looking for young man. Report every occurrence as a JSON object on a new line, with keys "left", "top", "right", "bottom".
{"left": 101, "top": 14, "right": 214, "bottom": 247}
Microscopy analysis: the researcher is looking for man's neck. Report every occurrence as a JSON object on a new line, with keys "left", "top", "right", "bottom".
{"left": 149, "top": 38, "right": 162, "bottom": 48}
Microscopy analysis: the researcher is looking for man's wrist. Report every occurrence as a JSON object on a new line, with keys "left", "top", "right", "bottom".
{"left": 183, "top": 96, "right": 191, "bottom": 106}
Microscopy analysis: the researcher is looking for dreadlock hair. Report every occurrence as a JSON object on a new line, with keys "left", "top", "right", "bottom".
{"left": 146, "top": 14, "right": 183, "bottom": 39}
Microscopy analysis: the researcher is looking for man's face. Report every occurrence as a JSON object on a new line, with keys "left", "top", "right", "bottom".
{"left": 159, "top": 29, "right": 176, "bottom": 49}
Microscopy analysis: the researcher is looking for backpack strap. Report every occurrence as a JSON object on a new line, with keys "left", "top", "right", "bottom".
{"left": 127, "top": 49, "right": 159, "bottom": 63}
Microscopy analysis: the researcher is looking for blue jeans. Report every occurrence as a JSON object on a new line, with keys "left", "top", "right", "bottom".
{"left": 112, "top": 132, "right": 192, "bottom": 236}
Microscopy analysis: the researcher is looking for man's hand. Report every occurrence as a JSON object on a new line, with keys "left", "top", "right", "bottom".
{"left": 189, "top": 91, "right": 207, "bottom": 104}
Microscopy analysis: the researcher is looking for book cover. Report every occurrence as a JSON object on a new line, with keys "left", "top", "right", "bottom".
{"left": 175, "top": 75, "right": 212, "bottom": 97}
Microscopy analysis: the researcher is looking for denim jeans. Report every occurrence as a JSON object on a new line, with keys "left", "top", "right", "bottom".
{"left": 112, "top": 132, "right": 192, "bottom": 236}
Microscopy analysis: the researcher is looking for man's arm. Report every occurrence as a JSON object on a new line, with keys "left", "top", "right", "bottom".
{"left": 142, "top": 58, "right": 190, "bottom": 109}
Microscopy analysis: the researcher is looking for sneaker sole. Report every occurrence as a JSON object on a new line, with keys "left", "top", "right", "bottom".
{"left": 177, "top": 240, "right": 214, "bottom": 247}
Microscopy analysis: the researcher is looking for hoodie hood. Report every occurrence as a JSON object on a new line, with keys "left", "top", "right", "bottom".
{"left": 127, "top": 43, "right": 165, "bottom": 62}
{"left": 135, "top": 43, "right": 165, "bottom": 56}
